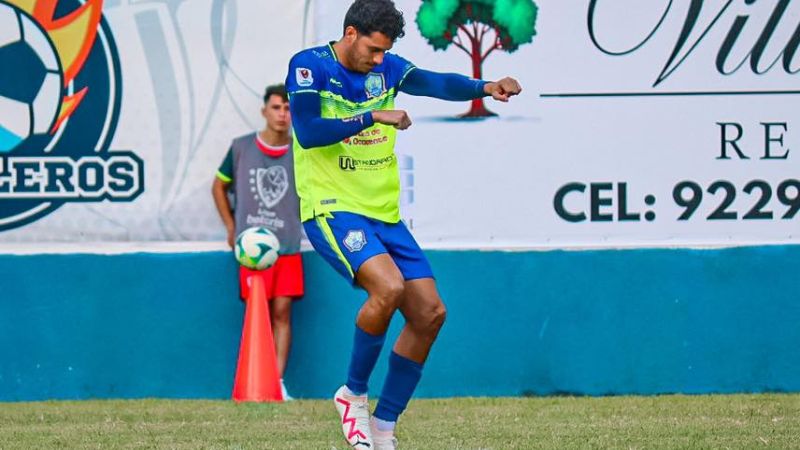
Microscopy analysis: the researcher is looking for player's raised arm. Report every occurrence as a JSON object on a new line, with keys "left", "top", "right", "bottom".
{"left": 399, "top": 66, "right": 522, "bottom": 102}
{"left": 483, "top": 77, "right": 523, "bottom": 102}
{"left": 287, "top": 55, "right": 414, "bottom": 148}
{"left": 289, "top": 92, "right": 375, "bottom": 148}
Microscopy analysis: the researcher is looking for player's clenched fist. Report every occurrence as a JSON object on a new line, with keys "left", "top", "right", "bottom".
{"left": 371, "top": 110, "right": 412, "bottom": 130}
{"left": 484, "top": 77, "right": 522, "bottom": 102}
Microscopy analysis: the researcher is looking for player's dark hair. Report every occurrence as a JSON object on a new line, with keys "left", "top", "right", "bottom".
{"left": 263, "top": 84, "right": 287, "bottom": 103}
{"left": 343, "top": 0, "right": 405, "bottom": 41}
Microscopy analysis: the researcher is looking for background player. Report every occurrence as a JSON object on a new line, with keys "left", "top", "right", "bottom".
{"left": 212, "top": 84, "right": 304, "bottom": 400}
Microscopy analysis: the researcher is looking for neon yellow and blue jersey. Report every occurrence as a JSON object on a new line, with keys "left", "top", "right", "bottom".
{"left": 286, "top": 42, "right": 488, "bottom": 223}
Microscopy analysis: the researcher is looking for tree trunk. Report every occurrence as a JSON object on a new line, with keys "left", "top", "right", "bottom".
{"left": 459, "top": 42, "right": 496, "bottom": 118}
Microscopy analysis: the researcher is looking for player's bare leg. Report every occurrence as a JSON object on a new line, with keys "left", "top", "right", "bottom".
{"left": 334, "top": 253, "right": 404, "bottom": 449}
{"left": 355, "top": 254, "right": 405, "bottom": 334}
{"left": 393, "top": 278, "right": 447, "bottom": 363}
{"left": 270, "top": 295, "right": 293, "bottom": 399}
{"left": 369, "top": 278, "right": 446, "bottom": 448}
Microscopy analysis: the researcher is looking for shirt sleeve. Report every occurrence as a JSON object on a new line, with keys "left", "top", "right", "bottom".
{"left": 286, "top": 52, "right": 325, "bottom": 95}
{"left": 399, "top": 67, "right": 488, "bottom": 101}
{"left": 286, "top": 52, "right": 375, "bottom": 149}
{"left": 216, "top": 147, "right": 233, "bottom": 183}
{"left": 388, "top": 53, "right": 417, "bottom": 89}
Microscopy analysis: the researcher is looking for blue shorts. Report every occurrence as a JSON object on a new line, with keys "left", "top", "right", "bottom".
{"left": 303, "top": 212, "right": 433, "bottom": 284}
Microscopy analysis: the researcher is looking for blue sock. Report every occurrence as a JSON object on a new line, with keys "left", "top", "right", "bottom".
{"left": 373, "top": 351, "right": 424, "bottom": 422}
{"left": 346, "top": 326, "right": 386, "bottom": 395}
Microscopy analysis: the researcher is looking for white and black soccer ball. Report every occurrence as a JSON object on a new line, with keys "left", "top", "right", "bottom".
{"left": 234, "top": 227, "right": 280, "bottom": 270}
{"left": 0, "top": 3, "right": 62, "bottom": 153}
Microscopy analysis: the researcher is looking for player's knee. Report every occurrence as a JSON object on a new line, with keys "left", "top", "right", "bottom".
{"left": 271, "top": 302, "right": 292, "bottom": 325}
{"left": 414, "top": 301, "right": 446, "bottom": 336}
{"left": 272, "top": 309, "right": 291, "bottom": 326}
{"left": 429, "top": 303, "right": 447, "bottom": 332}
{"left": 372, "top": 279, "right": 405, "bottom": 309}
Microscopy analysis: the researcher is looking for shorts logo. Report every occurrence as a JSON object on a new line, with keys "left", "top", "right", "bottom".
{"left": 296, "top": 68, "right": 314, "bottom": 87}
{"left": 0, "top": 0, "right": 143, "bottom": 232}
{"left": 343, "top": 229, "right": 367, "bottom": 252}
{"left": 364, "top": 72, "right": 385, "bottom": 98}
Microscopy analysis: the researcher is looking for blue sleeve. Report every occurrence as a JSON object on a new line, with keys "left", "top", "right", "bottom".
{"left": 290, "top": 93, "right": 375, "bottom": 149}
{"left": 387, "top": 53, "right": 417, "bottom": 87}
{"left": 286, "top": 51, "right": 324, "bottom": 95}
{"left": 287, "top": 51, "right": 375, "bottom": 148}
{"left": 399, "top": 68, "right": 488, "bottom": 101}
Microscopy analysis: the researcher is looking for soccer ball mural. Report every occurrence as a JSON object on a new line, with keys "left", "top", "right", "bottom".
{"left": 0, "top": 2, "right": 62, "bottom": 153}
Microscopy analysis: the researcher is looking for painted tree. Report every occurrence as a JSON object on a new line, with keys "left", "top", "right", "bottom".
{"left": 416, "top": 0, "right": 538, "bottom": 117}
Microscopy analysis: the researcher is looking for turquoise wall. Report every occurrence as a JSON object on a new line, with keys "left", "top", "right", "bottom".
{"left": 1, "top": 247, "right": 799, "bottom": 401}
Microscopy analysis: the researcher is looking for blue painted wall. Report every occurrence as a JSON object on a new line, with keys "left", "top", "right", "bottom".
{"left": 1, "top": 246, "right": 799, "bottom": 401}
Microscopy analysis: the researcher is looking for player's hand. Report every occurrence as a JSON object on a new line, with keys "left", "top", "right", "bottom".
{"left": 484, "top": 77, "right": 522, "bottom": 102}
{"left": 372, "top": 110, "right": 412, "bottom": 130}
{"left": 226, "top": 225, "right": 235, "bottom": 249}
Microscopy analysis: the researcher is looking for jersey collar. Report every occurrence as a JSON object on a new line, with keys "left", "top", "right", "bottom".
{"left": 328, "top": 42, "right": 339, "bottom": 61}
{"left": 255, "top": 134, "right": 289, "bottom": 158}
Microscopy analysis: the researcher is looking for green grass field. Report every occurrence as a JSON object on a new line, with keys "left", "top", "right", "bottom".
{"left": 0, "top": 394, "right": 798, "bottom": 449}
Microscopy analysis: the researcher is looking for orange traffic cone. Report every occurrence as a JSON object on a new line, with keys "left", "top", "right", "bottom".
{"left": 232, "top": 273, "right": 283, "bottom": 402}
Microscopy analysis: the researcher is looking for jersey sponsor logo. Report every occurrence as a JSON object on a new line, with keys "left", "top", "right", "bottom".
{"left": 245, "top": 213, "right": 285, "bottom": 230}
{"left": 329, "top": 77, "right": 343, "bottom": 88}
{"left": 255, "top": 166, "right": 289, "bottom": 208}
{"left": 343, "top": 229, "right": 367, "bottom": 252}
{"left": 0, "top": 0, "right": 143, "bottom": 231}
{"left": 343, "top": 135, "right": 389, "bottom": 146}
{"left": 296, "top": 67, "right": 314, "bottom": 87}
{"left": 364, "top": 72, "right": 386, "bottom": 98}
{"left": 342, "top": 128, "right": 387, "bottom": 147}
{"left": 338, "top": 155, "right": 394, "bottom": 171}
{"left": 339, "top": 156, "right": 356, "bottom": 171}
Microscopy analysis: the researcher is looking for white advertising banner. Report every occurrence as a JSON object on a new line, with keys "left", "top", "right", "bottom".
{"left": 0, "top": 0, "right": 311, "bottom": 243}
{"left": 318, "top": 0, "right": 800, "bottom": 249}
{"left": 2, "top": 0, "right": 799, "bottom": 249}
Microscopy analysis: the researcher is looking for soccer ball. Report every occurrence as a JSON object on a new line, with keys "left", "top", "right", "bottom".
{"left": 234, "top": 227, "right": 280, "bottom": 270}
{"left": 0, "top": 3, "right": 62, "bottom": 153}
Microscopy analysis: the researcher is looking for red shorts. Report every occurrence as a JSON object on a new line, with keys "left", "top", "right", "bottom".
{"left": 239, "top": 253, "right": 304, "bottom": 301}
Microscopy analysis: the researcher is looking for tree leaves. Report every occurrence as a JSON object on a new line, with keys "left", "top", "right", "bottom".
{"left": 416, "top": 0, "right": 538, "bottom": 54}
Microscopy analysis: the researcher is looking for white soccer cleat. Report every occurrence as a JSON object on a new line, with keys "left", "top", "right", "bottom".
{"left": 280, "top": 379, "right": 294, "bottom": 401}
{"left": 333, "top": 385, "right": 373, "bottom": 449}
{"left": 370, "top": 418, "right": 399, "bottom": 450}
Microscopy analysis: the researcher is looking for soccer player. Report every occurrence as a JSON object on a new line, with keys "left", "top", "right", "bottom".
{"left": 286, "top": 0, "right": 521, "bottom": 447}
{"left": 211, "top": 84, "right": 304, "bottom": 401}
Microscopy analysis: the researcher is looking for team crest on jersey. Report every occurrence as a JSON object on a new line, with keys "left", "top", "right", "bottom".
{"left": 343, "top": 229, "right": 367, "bottom": 252}
{"left": 255, "top": 166, "right": 289, "bottom": 208}
{"left": 296, "top": 67, "right": 314, "bottom": 87}
{"left": 364, "top": 72, "right": 386, "bottom": 98}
